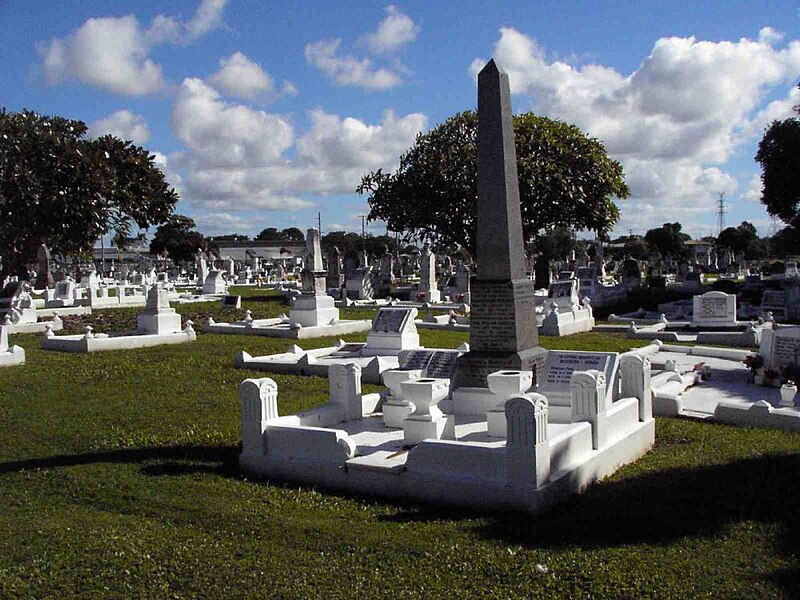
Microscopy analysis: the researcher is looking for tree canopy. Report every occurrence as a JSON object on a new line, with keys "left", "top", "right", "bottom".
{"left": 255, "top": 227, "right": 305, "bottom": 242}
{"left": 644, "top": 223, "right": 690, "bottom": 258}
{"left": 149, "top": 215, "right": 206, "bottom": 264}
{"left": 0, "top": 109, "right": 178, "bottom": 276}
{"left": 357, "top": 110, "right": 629, "bottom": 256}
{"left": 717, "top": 221, "right": 767, "bottom": 260}
{"left": 755, "top": 88, "right": 800, "bottom": 230}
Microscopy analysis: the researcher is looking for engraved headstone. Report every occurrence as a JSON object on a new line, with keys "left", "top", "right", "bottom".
{"left": 536, "top": 350, "right": 618, "bottom": 405}
{"left": 760, "top": 326, "right": 800, "bottom": 371}
{"left": 454, "top": 59, "right": 547, "bottom": 388}
{"left": 692, "top": 291, "right": 737, "bottom": 326}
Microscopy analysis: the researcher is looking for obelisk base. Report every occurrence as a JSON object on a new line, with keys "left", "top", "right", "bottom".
{"left": 453, "top": 346, "right": 548, "bottom": 389}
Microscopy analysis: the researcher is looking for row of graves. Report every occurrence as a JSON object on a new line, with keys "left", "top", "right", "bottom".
{"left": 236, "top": 61, "right": 656, "bottom": 513}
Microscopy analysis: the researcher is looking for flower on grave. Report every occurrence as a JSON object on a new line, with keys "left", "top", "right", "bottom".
{"left": 743, "top": 354, "right": 764, "bottom": 371}
{"left": 456, "top": 293, "right": 465, "bottom": 301}
{"left": 416, "top": 291, "right": 427, "bottom": 301}
{"left": 763, "top": 368, "right": 780, "bottom": 384}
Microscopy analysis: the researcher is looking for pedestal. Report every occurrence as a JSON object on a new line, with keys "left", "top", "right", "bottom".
{"left": 289, "top": 294, "right": 339, "bottom": 327}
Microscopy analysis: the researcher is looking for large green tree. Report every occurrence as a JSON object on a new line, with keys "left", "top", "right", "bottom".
{"left": 357, "top": 110, "right": 629, "bottom": 255}
{"left": 149, "top": 215, "right": 206, "bottom": 264}
{"left": 717, "top": 221, "right": 767, "bottom": 260}
{"left": 755, "top": 88, "right": 800, "bottom": 229}
{"left": 644, "top": 223, "right": 690, "bottom": 258}
{"left": 0, "top": 109, "right": 178, "bottom": 277}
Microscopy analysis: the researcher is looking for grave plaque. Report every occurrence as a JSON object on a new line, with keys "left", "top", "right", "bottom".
{"left": 548, "top": 280, "right": 574, "bottom": 299}
{"left": 536, "top": 350, "right": 618, "bottom": 403}
{"left": 425, "top": 350, "right": 461, "bottom": 379}
{"left": 401, "top": 349, "right": 435, "bottom": 371}
{"left": 372, "top": 308, "right": 412, "bottom": 333}
{"left": 334, "top": 342, "right": 367, "bottom": 355}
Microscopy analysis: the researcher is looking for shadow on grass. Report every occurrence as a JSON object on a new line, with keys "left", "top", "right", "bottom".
{"left": 0, "top": 444, "right": 240, "bottom": 478}
{"left": 472, "top": 454, "right": 800, "bottom": 552}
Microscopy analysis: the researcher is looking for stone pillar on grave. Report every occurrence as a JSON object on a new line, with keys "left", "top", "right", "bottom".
{"left": 326, "top": 246, "right": 344, "bottom": 289}
{"left": 419, "top": 244, "right": 440, "bottom": 302}
{"left": 239, "top": 377, "right": 278, "bottom": 455}
{"left": 570, "top": 369, "right": 607, "bottom": 449}
{"left": 505, "top": 393, "right": 550, "bottom": 488}
{"left": 329, "top": 363, "right": 365, "bottom": 421}
{"left": 620, "top": 354, "right": 653, "bottom": 421}
{"left": 289, "top": 228, "right": 339, "bottom": 327}
{"left": 35, "top": 243, "right": 54, "bottom": 289}
{"left": 453, "top": 59, "right": 547, "bottom": 388}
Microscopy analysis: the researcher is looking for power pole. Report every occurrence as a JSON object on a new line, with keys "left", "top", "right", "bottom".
{"left": 317, "top": 212, "right": 321, "bottom": 233}
{"left": 358, "top": 215, "right": 367, "bottom": 250}
{"left": 716, "top": 192, "right": 726, "bottom": 237}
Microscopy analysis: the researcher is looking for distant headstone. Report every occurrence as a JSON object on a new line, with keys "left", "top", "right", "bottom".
{"left": 762, "top": 290, "right": 788, "bottom": 319}
{"left": 364, "top": 307, "right": 419, "bottom": 355}
{"left": 692, "top": 291, "right": 737, "bottom": 326}
{"left": 222, "top": 295, "right": 242, "bottom": 309}
{"left": 35, "top": 243, "right": 54, "bottom": 289}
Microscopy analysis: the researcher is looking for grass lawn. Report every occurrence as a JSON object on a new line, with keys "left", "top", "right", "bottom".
{"left": 1, "top": 289, "right": 799, "bottom": 598}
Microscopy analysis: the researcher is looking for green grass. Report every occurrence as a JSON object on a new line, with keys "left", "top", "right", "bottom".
{"left": 1, "top": 289, "right": 799, "bottom": 598}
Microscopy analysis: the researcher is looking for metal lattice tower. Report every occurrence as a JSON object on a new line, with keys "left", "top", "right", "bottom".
{"left": 716, "top": 192, "right": 726, "bottom": 237}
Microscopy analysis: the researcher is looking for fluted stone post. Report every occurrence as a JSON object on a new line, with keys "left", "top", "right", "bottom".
{"left": 570, "top": 369, "right": 607, "bottom": 449}
{"left": 239, "top": 378, "right": 278, "bottom": 455}
{"left": 620, "top": 354, "right": 653, "bottom": 421}
{"left": 506, "top": 393, "right": 550, "bottom": 488}
{"left": 329, "top": 363, "right": 364, "bottom": 422}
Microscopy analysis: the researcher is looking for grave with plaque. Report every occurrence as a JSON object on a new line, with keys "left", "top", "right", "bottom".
{"left": 237, "top": 59, "right": 655, "bottom": 514}
{"left": 760, "top": 326, "right": 800, "bottom": 371}
{"left": 761, "top": 290, "right": 788, "bottom": 321}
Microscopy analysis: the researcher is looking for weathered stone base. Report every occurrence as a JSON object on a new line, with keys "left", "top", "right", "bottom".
{"left": 453, "top": 346, "right": 548, "bottom": 388}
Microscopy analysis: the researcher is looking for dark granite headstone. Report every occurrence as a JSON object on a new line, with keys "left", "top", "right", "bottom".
{"left": 454, "top": 59, "right": 547, "bottom": 388}
{"left": 372, "top": 307, "right": 412, "bottom": 333}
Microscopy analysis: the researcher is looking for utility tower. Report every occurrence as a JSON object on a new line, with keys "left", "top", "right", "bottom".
{"left": 716, "top": 192, "right": 726, "bottom": 237}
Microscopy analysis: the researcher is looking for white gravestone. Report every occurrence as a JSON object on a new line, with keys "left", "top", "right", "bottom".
{"left": 692, "top": 291, "right": 737, "bottom": 326}
{"left": 759, "top": 326, "right": 800, "bottom": 371}
{"left": 363, "top": 307, "right": 419, "bottom": 355}
{"left": 536, "top": 350, "right": 618, "bottom": 409}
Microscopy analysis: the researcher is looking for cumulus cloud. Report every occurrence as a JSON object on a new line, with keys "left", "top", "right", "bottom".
{"left": 305, "top": 7, "right": 418, "bottom": 90}
{"left": 170, "top": 77, "right": 426, "bottom": 211}
{"left": 208, "top": 52, "right": 297, "bottom": 102}
{"left": 305, "top": 39, "right": 403, "bottom": 90}
{"left": 471, "top": 27, "right": 800, "bottom": 234}
{"left": 362, "top": 5, "right": 419, "bottom": 54}
{"left": 88, "top": 110, "right": 150, "bottom": 143}
{"left": 37, "top": 0, "right": 227, "bottom": 96}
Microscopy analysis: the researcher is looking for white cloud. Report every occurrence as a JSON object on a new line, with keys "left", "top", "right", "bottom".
{"left": 362, "top": 5, "right": 419, "bottom": 54}
{"left": 88, "top": 110, "right": 150, "bottom": 143}
{"left": 471, "top": 27, "right": 800, "bottom": 234}
{"left": 37, "top": 0, "right": 227, "bottom": 96}
{"left": 742, "top": 173, "right": 763, "bottom": 203}
{"left": 759, "top": 26, "right": 784, "bottom": 46}
{"left": 170, "top": 77, "right": 426, "bottom": 212}
{"left": 305, "top": 39, "right": 403, "bottom": 90}
{"left": 208, "top": 52, "right": 297, "bottom": 102}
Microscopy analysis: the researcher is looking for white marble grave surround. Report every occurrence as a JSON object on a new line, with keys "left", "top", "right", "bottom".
{"left": 239, "top": 357, "right": 654, "bottom": 514}
{"left": 41, "top": 289, "right": 195, "bottom": 353}
{"left": 0, "top": 321, "right": 25, "bottom": 367}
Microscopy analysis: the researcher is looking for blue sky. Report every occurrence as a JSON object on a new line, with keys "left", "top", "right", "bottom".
{"left": 1, "top": 1, "right": 799, "bottom": 241}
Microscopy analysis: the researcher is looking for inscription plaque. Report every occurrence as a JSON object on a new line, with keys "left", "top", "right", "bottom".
{"left": 372, "top": 308, "right": 411, "bottom": 333}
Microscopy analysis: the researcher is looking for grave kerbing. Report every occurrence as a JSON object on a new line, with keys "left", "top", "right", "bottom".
{"left": 454, "top": 59, "right": 547, "bottom": 387}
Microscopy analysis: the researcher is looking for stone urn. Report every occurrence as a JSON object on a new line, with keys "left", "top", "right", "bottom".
{"left": 401, "top": 378, "right": 450, "bottom": 421}
{"left": 779, "top": 383, "right": 797, "bottom": 408}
